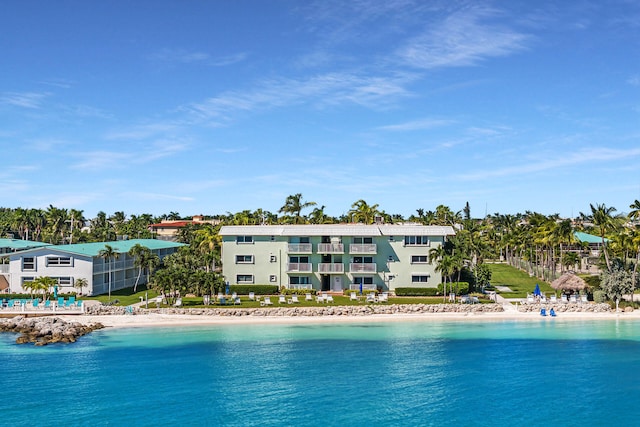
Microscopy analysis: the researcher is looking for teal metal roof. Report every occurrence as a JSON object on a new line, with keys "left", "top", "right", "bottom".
{"left": 574, "top": 231, "right": 608, "bottom": 244}
{"left": 0, "top": 238, "right": 51, "bottom": 251}
{"left": 46, "top": 239, "right": 186, "bottom": 257}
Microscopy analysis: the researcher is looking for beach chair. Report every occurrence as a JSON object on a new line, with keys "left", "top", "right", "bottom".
{"left": 232, "top": 292, "right": 238, "bottom": 300}
{"left": 378, "top": 292, "right": 388, "bottom": 303}
{"left": 248, "top": 292, "right": 256, "bottom": 301}
{"left": 527, "top": 295, "right": 534, "bottom": 304}
{"left": 471, "top": 296, "right": 479, "bottom": 304}
{"left": 234, "top": 297, "right": 241, "bottom": 305}
{"left": 7, "top": 300, "right": 15, "bottom": 309}
{"left": 550, "top": 295, "right": 557, "bottom": 303}
{"left": 290, "top": 294, "right": 300, "bottom": 304}
{"left": 326, "top": 295, "right": 334, "bottom": 303}
{"left": 580, "top": 294, "right": 588, "bottom": 303}
{"left": 569, "top": 294, "right": 577, "bottom": 303}
{"left": 44, "top": 300, "right": 51, "bottom": 310}
{"left": 174, "top": 298, "right": 182, "bottom": 307}
{"left": 550, "top": 308, "right": 557, "bottom": 317}
{"left": 366, "top": 293, "right": 377, "bottom": 303}
{"left": 540, "top": 308, "right": 547, "bottom": 316}
{"left": 561, "top": 294, "right": 568, "bottom": 303}
{"left": 260, "top": 297, "right": 273, "bottom": 306}
{"left": 32, "top": 299, "right": 39, "bottom": 309}
{"left": 350, "top": 292, "right": 358, "bottom": 301}
{"left": 58, "top": 297, "right": 65, "bottom": 308}
{"left": 278, "top": 295, "right": 286, "bottom": 304}
{"left": 305, "top": 293, "right": 313, "bottom": 301}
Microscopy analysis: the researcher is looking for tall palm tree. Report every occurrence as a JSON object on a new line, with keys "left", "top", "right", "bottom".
{"left": 98, "top": 244, "right": 120, "bottom": 300}
{"left": 590, "top": 203, "right": 619, "bottom": 272}
{"left": 129, "top": 243, "right": 151, "bottom": 292}
{"left": 279, "top": 193, "right": 316, "bottom": 224}
{"left": 348, "top": 200, "right": 380, "bottom": 224}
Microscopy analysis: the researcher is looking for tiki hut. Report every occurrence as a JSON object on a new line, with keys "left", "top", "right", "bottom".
{"left": 551, "top": 272, "right": 589, "bottom": 292}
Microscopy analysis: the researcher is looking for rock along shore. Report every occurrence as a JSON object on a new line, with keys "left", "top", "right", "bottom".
{"left": 0, "top": 316, "right": 104, "bottom": 345}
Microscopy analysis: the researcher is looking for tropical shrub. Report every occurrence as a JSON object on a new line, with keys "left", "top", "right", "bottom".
{"left": 437, "top": 282, "right": 470, "bottom": 295}
{"left": 593, "top": 290, "right": 606, "bottom": 303}
{"left": 228, "top": 285, "right": 278, "bottom": 295}
{"left": 394, "top": 287, "right": 439, "bottom": 296}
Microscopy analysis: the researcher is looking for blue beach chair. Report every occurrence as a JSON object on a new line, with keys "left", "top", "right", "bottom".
{"left": 550, "top": 308, "right": 556, "bottom": 317}
{"left": 540, "top": 308, "right": 547, "bottom": 316}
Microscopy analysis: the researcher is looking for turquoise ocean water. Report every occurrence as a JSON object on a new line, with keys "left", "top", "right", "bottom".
{"left": 1, "top": 319, "right": 639, "bottom": 426}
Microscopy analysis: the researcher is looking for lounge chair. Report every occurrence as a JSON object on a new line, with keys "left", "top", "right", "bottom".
{"left": 7, "top": 300, "right": 15, "bottom": 309}
{"left": 278, "top": 295, "right": 286, "bottom": 304}
{"left": 234, "top": 297, "right": 241, "bottom": 305}
{"left": 290, "top": 294, "right": 300, "bottom": 304}
{"left": 561, "top": 294, "right": 568, "bottom": 303}
{"left": 58, "top": 297, "right": 65, "bottom": 308}
{"left": 232, "top": 292, "right": 238, "bottom": 300}
{"left": 248, "top": 292, "right": 256, "bottom": 301}
{"left": 326, "top": 295, "right": 334, "bottom": 303}
{"left": 569, "top": 295, "right": 577, "bottom": 303}
{"left": 305, "top": 293, "right": 313, "bottom": 301}
{"left": 580, "top": 295, "right": 588, "bottom": 303}
{"left": 550, "top": 308, "right": 557, "bottom": 317}
{"left": 378, "top": 292, "right": 388, "bottom": 303}
{"left": 527, "top": 295, "right": 535, "bottom": 304}
{"left": 471, "top": 296, "right": 479, "bottom": 304}
{"left": 350, "top": 292, "right": 358, "bottom": 301}
{"left": 550, "top": 295, "right": 557, "bottom": 303}
{"left": 174, "top": 298, "right": 182, "bottom": 307}
{"left": 540, "top": 308, "right": 547, "bottom": 316}
{"left": 260, "top": 297, "right": 273, "bottom": 306}
{"left": 44, "top": 300, "right": 51, "bottom": 309}
{"left": 460, "top": 295, "right": 470, "bottom": 304}
{"left": 366, "top": 293, "right": 377, "bottom": 303}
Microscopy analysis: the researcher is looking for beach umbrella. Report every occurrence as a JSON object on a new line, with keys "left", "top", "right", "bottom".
{"left": 359, "top": 283, "right": 363, "bottom": 295}
{"left": 54, "top": 285, "right": 58, "bottom": 298}
{"left": 533, "top": 283, "right": 541, "bottom": 296}
{"left": 551, "top": 272, "right": 589, "bottom": 292}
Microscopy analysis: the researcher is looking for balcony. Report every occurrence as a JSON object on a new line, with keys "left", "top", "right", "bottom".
{"left": 349, "top": 263, "right": 377, "bottom": 273}
{"left": 349, "top": 244, "right": 377, "bottom": 254}
{"left": 318, "top": 263, "right": 344, "bottom": 274}
{"left": 317, "top": 243, "right": 344, "bottom": 254}
{"left": 287, "top": 243, "right": 312, "bottom": 253}
{"left": 286, "top": 263, "right": 313, "bottom": 273}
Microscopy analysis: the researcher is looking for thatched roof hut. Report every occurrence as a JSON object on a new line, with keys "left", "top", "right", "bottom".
{"left": 551, "top": 272, "right": 589, "bottom": 292}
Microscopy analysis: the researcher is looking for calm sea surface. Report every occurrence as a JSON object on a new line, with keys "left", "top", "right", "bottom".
{"left": 1, "top": 319, "right": 639, "bottom": 426}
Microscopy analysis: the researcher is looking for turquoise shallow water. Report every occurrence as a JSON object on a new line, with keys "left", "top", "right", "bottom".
{"left": 1, "top": 319, "right": 639, "bottom": 426}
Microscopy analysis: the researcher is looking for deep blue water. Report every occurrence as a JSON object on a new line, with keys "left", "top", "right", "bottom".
{"left": 1, "top": 319, "right": 639, "bottom": 426}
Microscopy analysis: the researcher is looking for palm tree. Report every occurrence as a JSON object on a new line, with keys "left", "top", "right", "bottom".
{"left": 590, "top": 203, "right": 619, "bottom": 272}
{"left": 74, "top": 277, "right": 89, "bottom": 296}
{"left": 129, "top": 244, "right": 152, "bottom": 292}
{"left": 195, "top": 225, "right": 221, "bottom": 272}
{"left": 31, "top": 276, "right": 58, "bottom": 301}
{"left": 348, "top": 200, "right": 380, "bottom": 224}
{"left": 98, "top": 244, "right": 120, "bottom": 300}
{"left": 279, "top": 193, "right": 316, "bottom": 224}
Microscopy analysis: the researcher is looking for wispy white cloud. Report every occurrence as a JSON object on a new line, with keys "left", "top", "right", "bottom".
{"left": 147, "top": 49, "right": 247, "bottom": 66}
{"left": 377, "top": 118, "right": 455, "bottom": 131}
{"left": 397, "top": 6, "right": 529, "bottom": 69}
{"left": 0, "top": 91, "right": 50, "bottom": 109}
{"left": 458, "top": 147, "right": 640, "bottom": 181}
{"left": 70, "top": 151, "right": 131, "bottom": 170}
{"left": 105, "top": 123, "right": 180, "bottom": 140}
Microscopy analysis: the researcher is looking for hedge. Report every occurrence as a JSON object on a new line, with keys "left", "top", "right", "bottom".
{"left": 394, "top": 287, "right": 439, "bottom": 296}
{"left": 437, "top": 282, "right": 470, "bottom": 295}
{"left": 228, "top": 285, "right": 279, "bottom": 295}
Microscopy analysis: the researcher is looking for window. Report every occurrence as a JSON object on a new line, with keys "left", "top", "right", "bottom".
{"left": 352, "top": 256, "right": 373, "bottom": 264}
{"left": 411, "top": 255, "right": 428, "bottom": 263}
{"left": 412, "top": 275, "right": 430, "bottom": 283}
{"left": 22, "top": 257, "right": 35, "bottom": 271}
{"left": 269, "top": 275, "right": 277, "bottom": 282}
{"left": 353, "top": 277, "right": 374, "bottom": 285}
{"left": 236, "top": 236, "right": 253, "bottom": 244}
{"left": 289, "top": 276, "right": 310, "bottom": 285}
{"left": 269, "top": 254, "right": 277, "bottom": 262}
{"left": 353, "top": 237, "right": 373, "bottom": 244}
{"left": 54, "top": 277, "right": 72, "bottom": 286}
{"left": 21, "top": 277, "right": 35, "bottom": 285}
{"left": 46, "top": 256, "right": 72, "bottom": 266}
{"left": 237, "top": 274, "right": 254, "bottom": 284}
{"left": 235, "top": 255, "right": 254, "bottom": 264}
{"left": 404, "top": 236, "right": 429, "bottom": 246}
{"left": 289, "top": 256, "right": 309, "bottom": 263}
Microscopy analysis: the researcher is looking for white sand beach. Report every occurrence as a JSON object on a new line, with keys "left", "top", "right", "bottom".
{"left": 59, "top": 308, "right": 640, "bottom": 329}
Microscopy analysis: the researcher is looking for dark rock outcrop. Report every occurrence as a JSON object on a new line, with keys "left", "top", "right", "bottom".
{"left": 0, "top": 316, "right": 104, "bottom": 345}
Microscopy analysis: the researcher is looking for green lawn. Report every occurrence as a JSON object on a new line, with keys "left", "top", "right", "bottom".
{"left": 488, "top": 263, "right": 553, "bottom": 298}
{"left": 80, "top": 285, "right": 159, "bottom": 306}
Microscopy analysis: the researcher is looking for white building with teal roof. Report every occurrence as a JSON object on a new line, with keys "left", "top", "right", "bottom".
{"left": 2, "top": 238, "right": 185, "bottom": 296}
{"left": 219, "top": 224, "right": 455, "bottom": 292}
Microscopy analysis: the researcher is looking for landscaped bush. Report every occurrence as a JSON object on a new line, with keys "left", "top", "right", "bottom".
{"left": 280, "top": 288, "right": 316, "bottom": 295}
{"left": 582, "top": 274, "right": 600, "bottom": 290}
{"left": 394, "top": 287, "right": 439, "bottom": 296}
{"left": 228, "top": 285, "right": 278, "bottom": 295}
{"left": 593, "top": 290, "right": 606, "bottom": 303}
{"left": 437, "top": 282, "right": 470, "bottom": 295}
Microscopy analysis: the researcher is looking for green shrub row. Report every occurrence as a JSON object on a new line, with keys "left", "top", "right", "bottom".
{"left": 394, "top": 287, "right": 439, "bottom": 296}
{"left": 228, "top": 285, "right": 279, "bottom": 295}
{"left": 437, "top": 282, "right": 470, "bottom": 295}
{"left": 279, "top": 288, "right": 317, "bottom": 295}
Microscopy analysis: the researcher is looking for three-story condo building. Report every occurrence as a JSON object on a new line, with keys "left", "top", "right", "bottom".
{"left": 219, "top": 224, "right": 455, "bottom": 292}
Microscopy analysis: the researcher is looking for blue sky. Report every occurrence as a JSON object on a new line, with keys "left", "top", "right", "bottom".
{"left": 2, "top": 0, "right": 639, "bottom": 219}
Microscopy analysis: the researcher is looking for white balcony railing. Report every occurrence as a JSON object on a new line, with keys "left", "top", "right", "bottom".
{"left": 286, "top": 263, "right": 313, "bottom": 272}
{"left": 287, "top": 243, "right": 313, "bottom": 253}
{"left": 349, "top": 244, "right": 377, "bottom": 254}
{"left": 349, "top": 283, "right": 376, "bottom": 291}
{"left": 318, "top": 263, "right": 344, "bottom": 273}
{"left": 349, "top": 263, "right": 377, "bottom": 273}
{"left": 317, "top": 243, "right": 344, "bottom": 253}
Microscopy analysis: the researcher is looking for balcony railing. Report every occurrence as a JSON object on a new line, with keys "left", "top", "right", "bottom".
{"left": 349, "top": 263, "right": 377, "bottom": 273}
{"left": 349, "top": 283, "right": 376, "bottom": 291}
{"left": 318, "top": 263, "right": 344, "bottom": 273}
{"left": 286, "top": 263, "right": 313, "bottom": 272}
{"left": 349, "top": 244, "right": 377, "bottom": 254}
{"left": 287, "top": 243, "right": 312, "bottom": 253}
{"left": 317, "top": 243, "right": 344, "bottom": 253}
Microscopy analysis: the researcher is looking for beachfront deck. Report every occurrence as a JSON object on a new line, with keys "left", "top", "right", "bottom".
{"left": 0, "top": 298, "right": 85, "bottom": 317}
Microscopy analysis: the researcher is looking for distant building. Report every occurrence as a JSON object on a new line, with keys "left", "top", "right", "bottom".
{"left": 1, "top": 239, "right": 185, "bottom": 295}
{"left": 148, "top": 215, "right": 220, "bottom": 241}
{"left": 219, "top": 224, "right": 455, "bottom": 292}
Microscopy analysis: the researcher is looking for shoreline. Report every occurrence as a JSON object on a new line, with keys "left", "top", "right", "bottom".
{"left": 56, "top": 309, "right": 640, "bottom": 329}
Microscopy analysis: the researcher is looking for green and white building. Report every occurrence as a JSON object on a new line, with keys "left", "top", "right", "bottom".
{"left": 219, "top": 224, "right": 455, "bottom": 292}
{"left": 1, "top": 238, "right": 185, "bottom": 296}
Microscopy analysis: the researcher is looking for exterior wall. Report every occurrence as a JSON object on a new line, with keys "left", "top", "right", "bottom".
{"left": 8, "top": 248, "right": 94, "bottom": 294}
{"left": 221, "top": 226, "right": 449, "bottom": 292}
